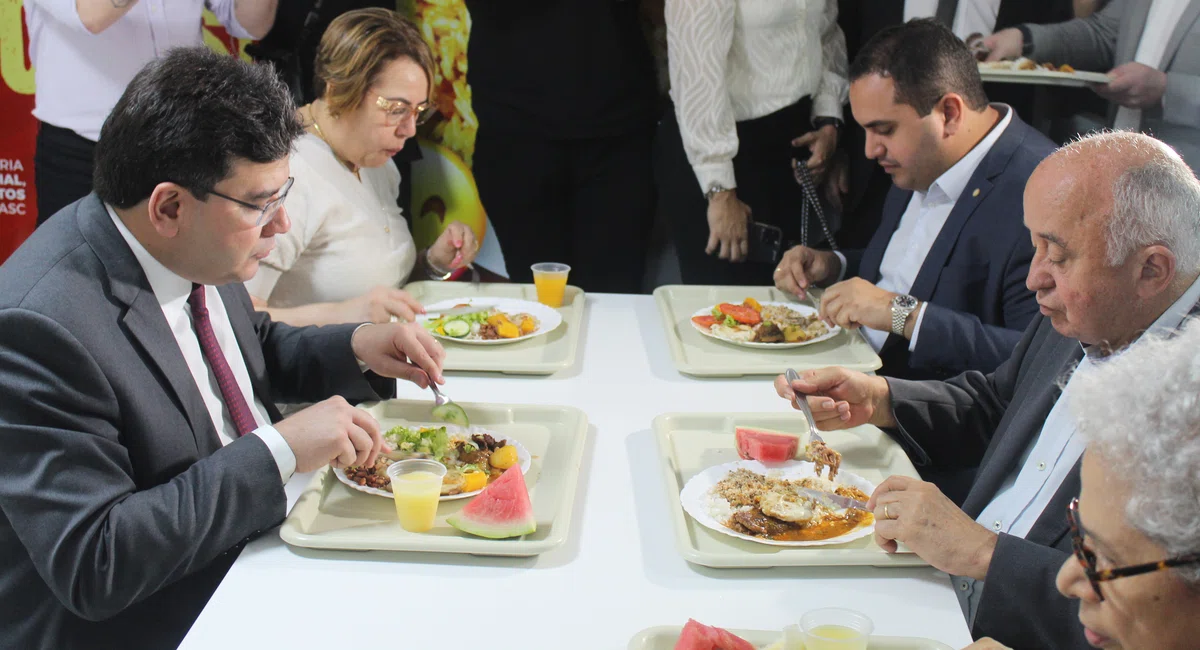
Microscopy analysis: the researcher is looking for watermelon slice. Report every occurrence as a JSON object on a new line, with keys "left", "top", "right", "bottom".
{"left": 674, "top": 620, "right": 756, "bottom": 650}
{"left": 735, "top": 426, "right": 807, "bottom": 463}
{"left": 446, "top": 465, "right": 536, "bottom": 539}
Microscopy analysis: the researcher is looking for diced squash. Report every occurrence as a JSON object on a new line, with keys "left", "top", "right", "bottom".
{"left": 497, "top": 322, "right": 521, "bottom": 338}
{"left": 487, "top": 314, "right": 511, "bottom": 328}
{"left": 743, "top": 297, "right": 763, "bottom": 313}
{"left": 461, "top": 470, "right": 488, "bottom": 493}
{"left": 519, "top": 317, "right": 537, "bottom": 334}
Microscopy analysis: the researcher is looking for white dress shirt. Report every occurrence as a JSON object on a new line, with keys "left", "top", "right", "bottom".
{"left": 857, "top": 105, "right": 1012, "bottom": 352}
{"left": 665, "top": 0, "right": 849, "bottom": 192}
{"left": 904, "top": 0, "right": 1002, "bottom": 39}
{"left": 957, "top": 271, "right": 1200, "bottom": 622}
{"left": 1114, "top": 0, "right": 1192, "bottom": 131}
{"left": 245, "top": 133, "right": 417, "bottom": 307}
{"left": 105, "top": 204, "right": 296, "bottom": 482}
{"left": 25, "top": 0, "right": 253, "bottom": 141}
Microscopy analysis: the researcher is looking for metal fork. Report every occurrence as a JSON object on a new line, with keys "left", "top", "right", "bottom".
{"left": 428, "top": 380, "right": 452, "bottom": 408}
{"left": 467, "top": 263, "right": 480, "bottom": 290}
{"left": 785, "top": 367, "right": 824, "bottom": 443}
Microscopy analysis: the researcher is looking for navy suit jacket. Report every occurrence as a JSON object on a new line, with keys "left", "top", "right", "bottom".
{"left": 842, "top": 112, "right": 1054, "bottom": 381}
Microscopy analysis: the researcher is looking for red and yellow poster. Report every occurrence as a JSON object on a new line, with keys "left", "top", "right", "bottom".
{"left": 0, "top": 0, "right": 35, "bottom": 262}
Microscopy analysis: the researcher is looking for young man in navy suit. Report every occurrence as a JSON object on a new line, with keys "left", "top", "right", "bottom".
{"left": 775, "top": 19, "right": 1054, "bottom": 381}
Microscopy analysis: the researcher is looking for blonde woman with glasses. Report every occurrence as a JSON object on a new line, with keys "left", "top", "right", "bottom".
{"left": 246, "top": 8, "right": 478, "bottom": 326}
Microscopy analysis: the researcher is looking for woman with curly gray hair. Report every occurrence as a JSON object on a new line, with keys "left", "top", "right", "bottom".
{"left": 1051, "top": 317, "right": 1200, "bottom": 649}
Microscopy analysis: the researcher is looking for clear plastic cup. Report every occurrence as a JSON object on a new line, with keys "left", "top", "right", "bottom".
{"left": 799, "top": 608, "right": 873, "bottom": 650}
{"left": 530, "top": 262, "right": 571, "bottom": 308}
{"left": 386, "top": 459, "right": 446, "bottom": 533}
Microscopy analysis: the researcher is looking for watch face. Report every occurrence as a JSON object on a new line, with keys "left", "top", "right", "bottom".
{"left": 894, "top": 295, "right": 918, "bottom": 309}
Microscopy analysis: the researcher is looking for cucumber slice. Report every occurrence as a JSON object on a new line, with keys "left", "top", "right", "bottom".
{"left": 442, "top": 319, "right": 470, "bottom": 338}
{"left": 432, "top": 402, "right": 469, "bottom": 427}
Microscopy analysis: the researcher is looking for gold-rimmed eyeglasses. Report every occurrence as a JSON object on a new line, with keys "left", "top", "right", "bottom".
{"left": 1067, "top": 497, "right": 1200, "bottom": 601}
{"left": 375, "top": 96, "right": 435, "bottom": 127}
{"left": 207, "top": 177, "right": 294, "bottom": 227}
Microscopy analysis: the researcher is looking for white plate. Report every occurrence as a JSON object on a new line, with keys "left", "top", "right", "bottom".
{"left": 680, "top": 459, "right": 876, "bottom": 547}
{"left": 978, "top": 63, "right": 1110, "bottom": 87}
{"left": 331, "top": 425, "right": 532, "bottom": 501}
{"left": 689, "top": 302, "right": 841, "bottom": 349}
{"left": 416, "top": 297, "right": 563, "bottom": 346}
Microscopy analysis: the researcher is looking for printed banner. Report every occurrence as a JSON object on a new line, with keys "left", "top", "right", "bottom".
{"left": 0, "top": 0, "right": 35, "bottom": 262}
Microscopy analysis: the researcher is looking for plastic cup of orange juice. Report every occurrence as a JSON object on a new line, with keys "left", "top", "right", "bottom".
{"left": 799, "top": 608, "right": 873, "bottom": 650}
{"left": 386, "top": 459, "right": 446, "bottom": 533}
{"left": 531, "top": 262, "right": 571, "bottom": 308}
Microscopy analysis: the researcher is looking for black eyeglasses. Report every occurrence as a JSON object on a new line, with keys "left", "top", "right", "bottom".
{"left": 207, "top": 177, "right": 294, "bottom": 227}
{"left": 1067, "top": 497, "right": 1200, "bottom": 601}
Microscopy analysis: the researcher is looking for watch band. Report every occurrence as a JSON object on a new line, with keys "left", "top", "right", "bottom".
{"left": 891, "top": 296, "right": 918, "bottom": 336}
{"left": 812, "top": 117, "right": 843, "bottom": 131}
{"left": 704, "top": 184, "right": 732, "bottom": 201}
{"left": 1017, "top": 24, "right": 1035, "bottom": 56}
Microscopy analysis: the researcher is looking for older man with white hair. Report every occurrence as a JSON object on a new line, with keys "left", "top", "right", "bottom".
{"left": 775, "top": 130, "right": 1200, "bottom": 648}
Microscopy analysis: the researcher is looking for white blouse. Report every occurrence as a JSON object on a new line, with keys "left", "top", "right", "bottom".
{"left": 666, "top": 0, "right": 849, "bottom": 193}
{"left": 246, "top": 133, "right": 418, "bottom": 307}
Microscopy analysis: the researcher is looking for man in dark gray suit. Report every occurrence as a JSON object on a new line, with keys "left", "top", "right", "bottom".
{"left": 0, "top": 48, "right": 447, "bottom": 649}
{"left": 985, "top": 0, "right": 1200, "bottom": 172}
{"left": 777, "top": 131, "right": 1200, "bottom": 648}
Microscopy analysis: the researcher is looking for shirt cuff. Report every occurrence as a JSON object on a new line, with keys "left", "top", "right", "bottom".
{"left": 833, "top": 251, "right": 849, "bottom": 282}
{"left": 252, "top": 425, "right": 297, "bottom": 483}
{"left": 907, "top": 302, "right": 930, "bottom": 351}
{"left": 352, "top": 323, "right": 371, "bottom": 372}
{"left": 692, "top": 162, "right": 738, "bottom": 196}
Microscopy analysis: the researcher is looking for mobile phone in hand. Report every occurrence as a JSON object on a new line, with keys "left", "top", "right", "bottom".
{"left": 747, "top": 221, "right": 784, "bottom": 265}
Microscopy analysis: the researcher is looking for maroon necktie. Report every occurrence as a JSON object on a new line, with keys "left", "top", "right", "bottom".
{"left": 188, "top": 283, "right": 257, "bottom": 437}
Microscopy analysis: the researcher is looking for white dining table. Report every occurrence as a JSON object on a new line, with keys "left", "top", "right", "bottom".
{"left": 180, "top": 293, "right": 975, "bottom": 649}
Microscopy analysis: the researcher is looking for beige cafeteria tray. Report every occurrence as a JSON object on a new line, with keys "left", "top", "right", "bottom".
{"left": 279, "top": 399, "right": 589, "bottom": 556}
{"left": 654, "top": 412, "right": 928, "bottom": 568}
{"left": 654, "top": 285, "right": 882, "bottom": 377}
{"left": 629, "top": 626, "right": 953, "bottom": 650}
{"left": 403, "top": 281, "right": 586, "bottom": 375}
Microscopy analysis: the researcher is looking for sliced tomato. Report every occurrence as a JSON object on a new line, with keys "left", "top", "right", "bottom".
{"left": 718, "top": 302, "right": 762, "bottom": 325}
{"left": 691, "top": 315, "right": 719, "bottom": 328}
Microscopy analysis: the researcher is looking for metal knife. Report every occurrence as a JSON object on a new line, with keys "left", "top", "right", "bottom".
{"left": 795, "top": 486, "right": 870, "bottom": 511}
{"left": 785, "top": 367, "right": 825, "bottom": 444}
{"left": 424, "top": 305, "right": 488, "bottom": 319}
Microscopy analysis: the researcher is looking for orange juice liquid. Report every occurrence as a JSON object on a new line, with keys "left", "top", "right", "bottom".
{"left": 804, "top": 624, "right": 867, "bottom": 650}
{"left": 533, "top": 273, "right": 568, "bottom": 308}
{"left": 391, "top": 471, "right": 442, "bottom": 532}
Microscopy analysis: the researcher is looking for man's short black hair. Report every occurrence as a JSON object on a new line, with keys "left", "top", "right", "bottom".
{"left": 94, "top": 47, "right": 305, "bottom": 209}
{"left": 849, "top": 18, "right": 989, "bottom": 116}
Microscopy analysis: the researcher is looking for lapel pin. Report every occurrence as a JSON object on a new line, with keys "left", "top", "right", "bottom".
{"left": 972, "top": 189, "right": 980, "bottom": 197}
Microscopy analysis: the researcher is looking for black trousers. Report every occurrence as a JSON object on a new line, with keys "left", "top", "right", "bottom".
{"left": 656, "top": 99, "right": 813, "bottom": 286}
{"left": 34, "top": 122, "right": 95, "bottom": 226}
{"left": 472, "top": 126, "right": 656, "bottom": 293}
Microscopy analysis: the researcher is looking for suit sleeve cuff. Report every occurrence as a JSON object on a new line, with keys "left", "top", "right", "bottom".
{"left": 907, "top": 302, "right": 929, "bottom": 352}
{"left": 252, "top": 424, "right": 296, "bottom": 483}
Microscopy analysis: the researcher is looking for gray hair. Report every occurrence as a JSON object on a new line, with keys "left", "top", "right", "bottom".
{"left": 1069, "top": 317, "right": 1200, "bottom": 586}
{"left": 1056, "top": 131, "right": 1200, "bottom": 274}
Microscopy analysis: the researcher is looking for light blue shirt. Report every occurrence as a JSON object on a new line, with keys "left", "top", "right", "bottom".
{"left": 955, "top": 272, "right": 1200, "bottom": 622}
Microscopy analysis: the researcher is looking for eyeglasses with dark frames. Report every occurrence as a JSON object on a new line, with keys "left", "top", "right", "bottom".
{"left": 206, "top": 177, "right": 294, "bottom": 227}
{"left": 1067, "top": 497, "right": 1200, "bottom": 601}
{"left": 375, "top": 96, "right": 435, "bottom": 127}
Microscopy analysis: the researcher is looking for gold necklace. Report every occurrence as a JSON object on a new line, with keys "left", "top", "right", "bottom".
{"left": 306, "top": 105, "right": 360, "bottom": 179}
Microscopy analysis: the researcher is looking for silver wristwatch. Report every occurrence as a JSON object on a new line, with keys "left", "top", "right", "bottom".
{"left": 704, "top": 184, "right": 732, "bottom": 202}
{"left": 891, "top": 294, "right": 919, "bottom": 336}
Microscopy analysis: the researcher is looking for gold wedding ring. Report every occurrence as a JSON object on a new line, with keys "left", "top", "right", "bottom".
{"left": 884, "top": 504, "right": 892, "bottom": 520}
